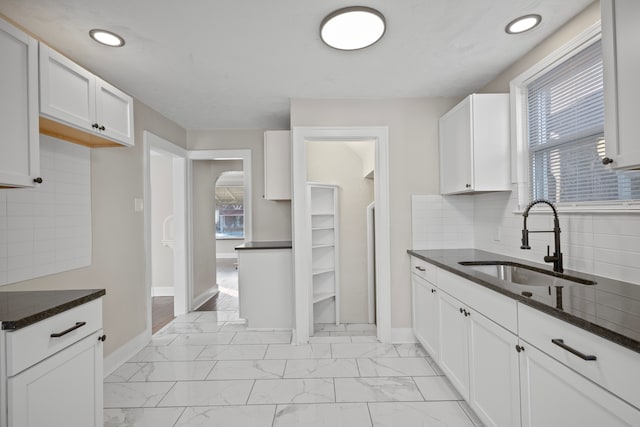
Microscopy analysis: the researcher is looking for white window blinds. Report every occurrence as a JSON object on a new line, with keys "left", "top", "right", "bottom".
{"left": 526, "top": 39, "right": 640, "bottom": 204}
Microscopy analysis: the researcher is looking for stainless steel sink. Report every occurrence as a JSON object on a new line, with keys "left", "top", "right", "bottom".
{"left": 458, "top": 261, "right": 596, "bottom": 287}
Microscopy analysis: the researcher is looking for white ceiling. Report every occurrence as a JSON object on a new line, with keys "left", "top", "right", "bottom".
{"left": 0, "top": 0, "right": 593, "bottom": 130}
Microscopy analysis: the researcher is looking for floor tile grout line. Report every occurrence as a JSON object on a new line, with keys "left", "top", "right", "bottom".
{"left": 170, "top": 406, "right": 188, "bottom": 427}
{"left": 366, "top": 402, "right": 375, "bottom": 427}
{"left": 411, "top": 376, "right": 428, "bottom": 401}
{"left": 245, "top": 379, "right": 258, "bottom": 405}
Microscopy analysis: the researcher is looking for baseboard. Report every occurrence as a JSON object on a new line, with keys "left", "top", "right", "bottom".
{"left": 103, "top": 329, "right": 150, "bottom": 378}
{"left": 151, "top": 286, "right": 175, "bottom": 297}
{"left": 192, "top": 287, "right": 219, "bottom": 310}
{"left": 391, "top": 328, "right": 417, "bottom": 344}
{"left": 216, "top": 253, "right": 238, "bottom": 259}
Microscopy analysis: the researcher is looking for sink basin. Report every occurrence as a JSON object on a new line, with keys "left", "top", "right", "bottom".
{"left": 458, "top": 261, "right": 596, "bottom": 287}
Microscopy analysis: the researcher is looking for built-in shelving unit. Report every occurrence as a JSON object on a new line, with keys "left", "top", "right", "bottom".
{"left": 308, "top": 183, "right": 340, "bottom": 326}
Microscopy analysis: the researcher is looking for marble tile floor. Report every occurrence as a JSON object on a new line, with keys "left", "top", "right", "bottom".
{"left": 104, "top": 312, "right": 484, "bottom": 427}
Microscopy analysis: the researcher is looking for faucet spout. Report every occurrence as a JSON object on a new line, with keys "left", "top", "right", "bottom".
{"left": 521, "top": 199, "right": 563, "bottom": 273}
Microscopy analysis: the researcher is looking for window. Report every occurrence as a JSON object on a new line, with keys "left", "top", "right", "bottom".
{"left": 523, "top": 37, "right": 640, "bottom": 206}
{"left": 215, "top": 172, "right": 244, "bottom": 239}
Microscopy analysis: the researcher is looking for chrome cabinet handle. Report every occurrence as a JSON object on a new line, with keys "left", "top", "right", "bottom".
{"left": 551, "top": 339, "right": 597, "bottom": 361}
{"left": 50, "top": 321, "right": 86, "bottom": 338}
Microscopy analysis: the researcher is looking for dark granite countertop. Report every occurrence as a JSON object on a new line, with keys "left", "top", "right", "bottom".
{"left": 0, "top": 289, "right": 105, "bottom": 331}
{"left": 407, "top": 248, "right": 640, "bottom": 354}
{"left": 236, "top": 241, "right": 293, "bottom": 250}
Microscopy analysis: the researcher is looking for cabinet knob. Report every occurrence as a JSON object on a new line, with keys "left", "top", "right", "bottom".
{"left": 99, "top": 125, "right": 106, "bottom": 131}
{"left": 33, "top": 177, "right": 43, "bottom": 184}
{"left": 92, "top": 123, "right": 99, "bottom": 129}
{"left": 601, "top": 157, "right": 614, "bottom": 165}
{"left": 465, "top": 184, "right": 471, "bottom": 188}
{"left": 430, "top": 288, "right": 436, "bottom": 293}
{"left": 515, "top": 344, "right": 525, "bottom": 353}
{"left": 98, "top": 334, "right": 107, "bottom": 342}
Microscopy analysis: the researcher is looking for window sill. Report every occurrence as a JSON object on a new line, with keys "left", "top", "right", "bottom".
{"left": 513, "top": 201, "right": 640, "bottom": 215}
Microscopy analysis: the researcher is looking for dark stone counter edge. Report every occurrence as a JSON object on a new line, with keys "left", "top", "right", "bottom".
{"left": 407, "top": 249, "right": 640, "bottom": 354}
{"left": 1, "top": 289, "right": 106, "bottom": 331}
{"left": 236, "top": 241, "right": 293, "bottom": 250}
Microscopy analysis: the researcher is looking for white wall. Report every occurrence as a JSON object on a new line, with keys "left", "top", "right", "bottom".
{"left": 471, "top": 1, "right": 640, "bottom": 285}
{"left": 217, "top": 239, "right": 241, "bottom": 258}
{"left": 307, "top": 141, "right": 374, "bottom": 323}
{"left": 291, "top": 98, "right": 460, "bottom": 328}
{"left": 2, "top": 100, "right": 188, "bottom": 359}
{"left": 150, "top": 154, "right": 174, "bottom": 291}
{"left": 187, "top": 129, "right": 292, "bottom": 242}
{"left": 0, "top": 136, "right": 91, "bottom": 286}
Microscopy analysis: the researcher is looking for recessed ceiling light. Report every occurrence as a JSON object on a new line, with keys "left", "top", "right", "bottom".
{"left": 505, "top": 14, "right": 542, "bottom": 34}
{"left": 89, "top": 29, "right": 125, "bottom": 47}
{"left": 320, "top": 6, "right": 386, "bottom": 51}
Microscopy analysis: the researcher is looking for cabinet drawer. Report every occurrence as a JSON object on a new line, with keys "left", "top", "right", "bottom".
{"left": 519, "top": 303, "right": 640, "bottom": 410}
{"left": 437, "top": 268, "right": 518, "bottom": 333}
{"left": 410, "top": 256, "right": 437, "bottom": 284}
{"left": 6, "top": 298, "right": 102, "bottom": 376}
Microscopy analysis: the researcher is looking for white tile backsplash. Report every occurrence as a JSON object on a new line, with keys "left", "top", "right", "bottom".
{"left": 0, "top": 135, "right": 91, "bottom": 286}
{"left": 412, "top": 186, "right": 640, "bottom": 285}
{"left": 411, "top": 195, "right": 474, "bottom": 250}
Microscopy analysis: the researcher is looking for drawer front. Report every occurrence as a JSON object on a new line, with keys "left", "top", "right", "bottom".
{"left": 437, "top": 268, "right": 518, "bottom": 333}
{"left": 6, "top": 298, "right": 103, "bottom": 376}
{"left": 410, "top": 256, "right": 437, "bottom": 284}
{"left": 519, "top": 303, "right": 640, "bottom": 410}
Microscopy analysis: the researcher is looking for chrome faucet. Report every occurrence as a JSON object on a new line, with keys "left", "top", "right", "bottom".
{"left": 521, "top": 199, "right": 564, "bottom": 273}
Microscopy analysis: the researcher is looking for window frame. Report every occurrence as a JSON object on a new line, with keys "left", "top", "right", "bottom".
{"left": 509, "top": 21, "right": 640, "bottom": 213}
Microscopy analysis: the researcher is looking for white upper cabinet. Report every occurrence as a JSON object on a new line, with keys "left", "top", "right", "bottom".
{"left": 0, "top": 18, "right": 40, "bottom": 187}
{"left": 264, "top": 130, "right": 291, "bottom": 200}
{"left": 439, "top": 94, "right": 511, "bottom": 195}
{"left": 39, "top": 43, "right": 134, "bottom": 147}
{"left": 602, "top": 0, "right": 640, "bottom": 170}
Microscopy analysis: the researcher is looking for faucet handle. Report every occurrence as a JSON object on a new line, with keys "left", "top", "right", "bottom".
{"left": 520, "top": 229, "right": 531, "bottom": 250}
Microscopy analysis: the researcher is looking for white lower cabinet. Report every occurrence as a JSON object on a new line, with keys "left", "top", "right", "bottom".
{"left": 437, "top": 290, "right": 520, "bottom": 427}
{"left": 519, "top": 342, "right": 640, "bottom": 427}
{"left": 467, "top": 307, "right": 520, "bottom": 427}
{"left": 437, "top": 291, "right": 470, "bottom": 397}
{"left": 411, "top": 273, "right": 439, "bottom": 357}
{"left": 1, "top": 298, "right": 104, "bottom": 427}
{"left": 409, "top": 255, "right": 640, "bottom": 427}
{"left": 8, "top": 331, "right": 103, "bottom": 427}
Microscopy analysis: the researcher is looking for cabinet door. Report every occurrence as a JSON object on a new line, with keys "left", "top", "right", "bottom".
{"left": 468, "top": 310, "right": 520, "bottom": 427}
{"left": 411, "top": 274, "right": 439, "bottom": 358}
{"left": 0, "top": 19, "right": 39, "bottom": 187}
{"left": 602, "top": 0, "right": 640, "bottom": 169}
{"left": 8, "top": 331, "right": 104, "bottom": 427}
{"left": 96, "top": 78, "right": 134, "bottom": 146}
{"left": 439, "top": 96, "right": 472, "bottom": 194}
{"left": 519, "top": 342, "right": 640, "bottom": 427}
{"left": 264, "top": 130, "right": 291, "bottom": 200}
{"left": 437, "top": 291, "right": 469, "bottom": 399}
{"left": 39, "top": 44, "right": 96, "bottom": 132}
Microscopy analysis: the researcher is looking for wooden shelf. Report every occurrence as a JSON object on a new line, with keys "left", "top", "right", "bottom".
{"left": 40, "top": 116, "right": 121, "bottom": 148}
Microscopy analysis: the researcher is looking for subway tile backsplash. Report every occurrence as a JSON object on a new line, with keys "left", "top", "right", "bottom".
{"left": 0, "top": 135, "right": 92, "bottom": 286}
{"left": 412, "top": 187, "right": 640, "bottom": 285}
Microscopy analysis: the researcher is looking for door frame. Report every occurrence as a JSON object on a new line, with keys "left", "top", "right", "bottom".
{"left": 188, "top": 149, "right": 252, "bottom": 309}
{"left": 292, "top": 127, "right": 391, "bottom": 344}
{"left": 143, "top": 131, "right": 190, "bottom": 328}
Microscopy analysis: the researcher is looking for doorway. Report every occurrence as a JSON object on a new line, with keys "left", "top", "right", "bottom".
{"left": 292, "top": 127, "right": 391, "bottom": 344}
{"left": 188, "top": 150, "right": 252, "bottom": 312}
{"left": 144, "top": 131, "right": 189, "bottom": 336}
{"left": 306, "top": 140, "right": 376, "bottom": 336}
